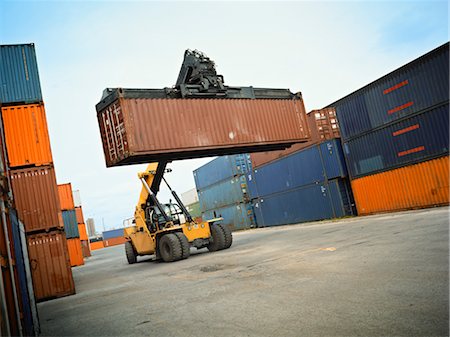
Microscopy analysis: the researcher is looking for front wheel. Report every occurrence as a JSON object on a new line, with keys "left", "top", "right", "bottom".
{"left": 125, "top": 241, "right": 137, "bottom": 264}
{"left": 218, "top": 223, "right": 232, "bottom": 249}
{"left": 207, "top": 224, "right": 226, "bottom": 252}
{"left": 159, "top": 233, "right": 182, "bottom": 262}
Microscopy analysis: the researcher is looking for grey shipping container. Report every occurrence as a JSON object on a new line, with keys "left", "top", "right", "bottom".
{"left": 62, "top": 210, "right": 79, "bottom": 239}
{"left": 252, "top": 178, "right": 355, "bottom": 227}
{"left": 343, "top": 103, "right": 449, "bottom": 178}
{"left": 194, "top": 154, "right": 252, "bottom": 190}
{"left": 330, "top": 42, "right": 449, "bottom": 140}
{"left": 202, "top": 202, "right": 256, "bottom": 231}
{"left": 0, "top": 44, "right": 43, "bottom": 105}
{"left": 102, "top": 228, "right": 125, "bottom": 240}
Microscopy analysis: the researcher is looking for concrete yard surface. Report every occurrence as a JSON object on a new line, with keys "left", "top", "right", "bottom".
{"left": 39, "top": 207, "right": 449, "bottom": 337}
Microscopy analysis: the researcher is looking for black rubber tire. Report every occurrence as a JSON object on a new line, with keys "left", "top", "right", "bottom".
{"left": 174, "top": 232, "right": 190, "bottom": 259}
{"left": 218, "top": 223, "right": 233, "bottom": 249}
{"left": 207, "top": 224, "right": 226, "bottom": 252}
{"left": 159, "top": 233, "right": 182, "bottom": 262}
{"left": 125, "top": 241, "right": 137, "bottom": 264}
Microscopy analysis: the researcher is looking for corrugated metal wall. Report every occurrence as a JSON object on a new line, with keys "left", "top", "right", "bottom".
{"left": 102, "top": 228, "right": 125, "bottom": 240}
{"left": 202, "top": 203, "right": 256, "bottom": 231}
{"left": 62, "top": 210, "right": 79, "bottom": 239}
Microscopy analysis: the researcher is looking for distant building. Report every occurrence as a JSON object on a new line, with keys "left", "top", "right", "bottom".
{"left": 86, "top": 218, "right": 96, "bottom": 237}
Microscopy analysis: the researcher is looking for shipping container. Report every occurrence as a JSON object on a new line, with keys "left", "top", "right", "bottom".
{"left": 181, "top": 188, "right": 199, "bottom": 206}
{"left": 312, "top": 107, "right": 341, "bottom": 140}
{"left": 10, "top": 165, "right": 63, "bottom": 233}
{"left": 89, "top": 240, "right": 104, "bottom": 251}
{"left": 351, "top": 156, "right": 449, "bottom": 215}
{"left": 81, "top": 240, "right": 91, "bottom": 258}
{"left": 247, "top": 139, "right": 347, "bottom": 199}
{"left": 72, "top": 190, "right": 82, "bottom": 208}
{"left": 330, "top": 43, "right": 449, "bottom": 140}
{"left": 102, "top": 228, "right": 125, "bottom": 240}
{"left": 75, "top": 206, "right": 84, "bottom": 224}
{"left": 78, "top": 223, "right": 88, "bottom": 241}
{"left": 193, "top": 154, "right": 252, "bottom": 190}
{"left": 57, "top": 183, "right": 74, "bottom": 211}
{"left": 343, "top": 103, "right": 449, "bottom": 178}
{"left": 103, "top": 236, "right": 127, "bottom": 247}
{"left": 66, "top": 238, "right": 84, "bottom": 267}
{"left": 252, "top": 178, "right": 355, "bottom": 227}
{"left": 186, "top": 201, "right": 201, "bottom": 218}
{"left": 202, "top": 202, "right": 256, "bottom": 231}
{"left": 0, "top": 44, "right": 43, "bottom": 105}
{"left": 27, "top": 230, "right": 75, "bottom": 302}
{"left": 62, "top": 210, "right": 79, "bottom": 239}
{"left": 198, "top": 175, "right": 249, "bottom": 212}
{"left": 1, "top": 103, "right": 53, "bottom": 167}
{"left": 96, "top": 89, "right": 310, "bottom": 166}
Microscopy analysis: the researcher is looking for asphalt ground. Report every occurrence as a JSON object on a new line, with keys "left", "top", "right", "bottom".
{"left": 39, "top": 207, "right": 449, "bottom": 337}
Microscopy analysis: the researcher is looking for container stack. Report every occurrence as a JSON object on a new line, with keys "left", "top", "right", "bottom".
{"left": 89, "top": 237, "right": 104, "bottom": 251}
{"left": 58, "top": 183, "right": 84, "bottom": 267}
{"left": 330, "top": 42, "right": 449, "bottom": 215}
{"left": 194, "top": 154, "right": 256, "bottom": 231}
{"left": 181, "top": 188, "right": 201, "bottom": 220}
{"left": 102, "top": 229, "right": 127, "bottom": 247}
{"left": 73, "top": 190, "right": 91, "bottom": 257}
{"left": 248, "top": 138, "right": 356, "bottom": 227}
{"left": 1, "top": 43, "right": 75, "bottom": 303}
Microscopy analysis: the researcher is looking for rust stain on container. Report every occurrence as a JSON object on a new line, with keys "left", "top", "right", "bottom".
{"left": 1, "top": 104, "right": 53, "bottom": 168}
{"left": 27, "top": 230, "right": 75, "bottom": 302}
{"left": 81, "top": 240, "right": 91, "bottom": 257}
{"left": 103, "top": 236, "right": 127, "bottom": 247}
{"left": 251, "top": 107, "right": 339, "bottom": 168}
{"left": 10, "top": 165, "right": 63, "bottom": 233}
{"left": 75, "top": 206, "right": 84, "bottom": 224}
{"left": 351, "top": 156, "right": 449, "bottom": 215}
{"left": 89, "top": 241, "right": 104, "bottom": 251}
{"left": 57, "top": 183, "right": 74, "bottom": 211}
{"left": 78, "top": 223, "right": 88, "bottom": 241}
{"left": 97, "top": 95, "right": 310, "bottom": 166}
{"left": 66, "top": 238, "right": 84, "bottom": 267}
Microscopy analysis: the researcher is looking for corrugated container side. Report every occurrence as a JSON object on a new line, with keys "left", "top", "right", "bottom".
{"left": 333, "top": 43, "right": 449, "bottom": 140}
{"left": 78, "top": 224, "right": 88, "bottom": 241}
{"left": 75, "top": 206, "right": 84, "bottom": 224}
{"left": 351, "top": 156, "right": 449, "bottom": 215}
{"left": 103, "top": 236, "right": 127, "bottom": 247}
{"left": 202, "top": 203, "right": 256, "bottom": 231}
{"left": 62, "top": 210, "right": 79, "bottom": 239}
{"left": 27, "top": 230, "right": 75, "bottom": 302}
{"left": 89, "top": 241, "right": 104, "bottom": 251}
{"left": 72, "top": 190, "right": 82, "bottom": 208}
{"left": 81, "top": 240, "right": 91, "bottom": 257}
{"left": 102, "top": 228, "right": 125, "bottom": 240}
{"left": 57, "top": 183, "right": 74, "bottom": 210}
{"left": 1, "top": 104, "right": 53, "bottom": 167}
{"left": 0, "top": 44, "right": 43, "bottom": 105}
{"left": 313, "top": 107, "right": 341, "bottom": 140}
{"left": 97, "top": 95, "right": 310, "bottom": 166}
{"left": 186, "top": 202, "right": 201, "bottom": 218}
{"left": 343, "top": 104, "right": 449, "bottom": 178}
{"left": 252, "top": 178, "right": 354, "bottom": 227}
{"left": 10, "top": 165, "right": 63, "bottom": 233}
{"left": 194, "top": 154, "right": 252, "bottom": 191}
{"left": 198, "top": 175, "right": 249, "bottom": 212}
{"left": 66, "top": 238, "right": 84, "bottom": 267}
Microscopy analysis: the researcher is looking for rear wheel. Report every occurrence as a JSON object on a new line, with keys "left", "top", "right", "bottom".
{"left": 174, "top": 232, "right": 190, "bottom": 259}
{"left": 125, "top": 241, "right": 137, "bottom": 264}
{"left": 218, "top": 224, "right": 233, "bottom": 249}
{"left": 159, "top": 233, "right": 182, "bottom": 262}
{"left": 207, "top": 224, "right": 225, "bottom": 252}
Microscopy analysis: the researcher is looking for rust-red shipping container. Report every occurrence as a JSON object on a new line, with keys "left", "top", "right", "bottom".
{"left": 103, "top": 236, "right": 127, "bottom": 247}
{"left": 351, "top": 156, "right": 449, "bottom": 215}
{"left": 10, "top": 165, "right": 63, "bottom": 233}
{"left": 96, "top": 88, "right": 310, "bottom": 166}
{"left": 81, "top": 240, "right": 91, "bottom": 257}
{"left": 57, "top": 183, "right": 75, "bottom": 211}
{"left": 75, "top": 206, "right": 84, "bottom": 224}
{"left": 27, "top": 230, "right": 75, "bottom": 302}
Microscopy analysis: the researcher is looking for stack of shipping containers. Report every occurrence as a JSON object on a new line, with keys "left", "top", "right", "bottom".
{"left": 73, "top": 190, "right": 91, "bottom": 257}
{"left": 1, "top": 43, "right": 75, "bottom": 304}
{"left": 194, "top": 154, "right": 256, "bottom": 230}
{"left": 58, "top": 183, "right": 84, "bottom": 267}
{"left": 102, "top": 229, "right": 127, "bottom": 247}
{"left": 330, "top": 42, "right": 449, "bottom": 215}
{"left": 248, "top": 108, "right": 356, "bottom": 227}
{"left": 181, "top": 188, "right": 202, "bottom": 220}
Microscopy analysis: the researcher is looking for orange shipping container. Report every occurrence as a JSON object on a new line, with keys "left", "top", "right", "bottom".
{"left": 78, "top": 223, "right": 88, "bottom": 241}
{"left": 103, "top": 236, "right": 127, "bottom": 247}
{"left": 90, "top": 240, "right": 104, "bottom": 251}
{"left": 27, "top": 230, "right": 75, "bottom": 302}
{"left": 351, "top": 156, "right": 449, "bottom": 215}
{"left": 75, "top": 206, "right": 84, "bottom": 224}
{"left": 58, "top": 183, "right": 75, "bottom": 210}
{"left": 66, "top": 238, "right": 84, "bottom": 267}
{"left": 1, "top": 103, "right": 53, "bottom": 167}
{"left": 81, "top": 240, "right": 91, "bottom": 257}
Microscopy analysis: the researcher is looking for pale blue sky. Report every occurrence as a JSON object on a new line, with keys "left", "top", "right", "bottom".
{"left": 0, "top": 1, "right": 448, "bottom": 233}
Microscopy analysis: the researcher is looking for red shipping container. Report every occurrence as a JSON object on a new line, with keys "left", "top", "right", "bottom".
{"left": 81, "top": 240, "right": 91, "bottom": 257}
{"left": 103, "top": 236, "right": 127, "bottom": 247}
{"left": 75, "top": 206, "right": 84, "bottom": 224}
{"left": 58, "top": 183, "right": 75, "bottom": 211}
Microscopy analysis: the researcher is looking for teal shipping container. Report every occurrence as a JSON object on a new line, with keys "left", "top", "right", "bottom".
{"left": 62, "top": 210, "right": 79, "bottom": 239}
{"left": 202, "top": 203, "right": 256, "bottom": 231}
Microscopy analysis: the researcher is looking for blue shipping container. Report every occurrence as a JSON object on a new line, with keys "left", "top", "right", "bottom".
{"left": 102, "top": 228, "right": 125, "bottom": 240}
{"left": 0, "top": 44, "right": 43, "bottom": 105}
{"left": 332, "top": 43, "right": 449, "bottom": 140}
{"left": 62, "top": 210, "right": 79, "bottom": 239}
{"left": 202, "top": 202, "right": 256, "bottom": 230}
{"left": 343, "top": 103, "right": 449, "bottom": 178}
{"left": 247, "top": 138, "right": 347, "bottom": 199}
{"left": 198, "top": 175, "right": 249, "bottom": 212}
{"left": 193, "top": 154, "right": 252, "bottom": 190}
{"left": 252, "top": 179, "right": 355, "bottom": 227}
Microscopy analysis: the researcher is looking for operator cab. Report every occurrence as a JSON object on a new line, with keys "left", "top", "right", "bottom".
{"left": 145, "top": 202, "right": 186, "bottom": 232}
